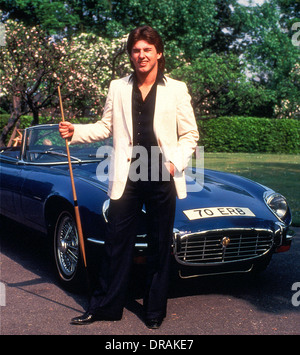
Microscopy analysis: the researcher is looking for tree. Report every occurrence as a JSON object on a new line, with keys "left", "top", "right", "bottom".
{"left": 0, "top": 0, "right": 218, "bottom": 64}
{"left": 0, "top": 20, "right": 68, "bottom": 145}
{"left": 0, "top": 19, "right": 133, "bottom": 145}
{"left": 205, "top": 0, "right": 247, "bottom": 54}
{"left": 0, "top": 21, "right": 97, "bottom": 145}
{"left": 170, "top": 51, "right": 272, "bottom": 119}
{"left": 66, "top": 32, "right": 131, "bottom": 117}
{"left": 276, "top": 0, "right": 300, "bottom": 30}
{"left": 1, "top": 0, "right": 298, "bottom": 122}
{"left": 109, "top": 0, "right": 217, "bottom": 61}
{"left": 238, "top": 1, "right": 300, "bottom": 117}
{"left": 0, "top": 0, "right": 114, "bottom": 36}
{"left": 0, "top": 0, "right": 80, "bottom": 35}
{"left": 274, "top": 63, "right": 300, "bottom": 118}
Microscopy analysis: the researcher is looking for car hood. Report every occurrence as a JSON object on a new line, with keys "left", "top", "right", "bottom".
{"left": 175, "top": 168, "right": 277, "bottom": 232}
{"left": 54, "top": 164, "right": 278, "bottom": 232}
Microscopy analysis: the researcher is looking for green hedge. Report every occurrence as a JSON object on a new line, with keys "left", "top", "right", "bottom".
{"left": 1, "top": 114, "right": 300, "bottom": 153}
{"left": 198, "top": 116, "right": 300, "bottom": 154}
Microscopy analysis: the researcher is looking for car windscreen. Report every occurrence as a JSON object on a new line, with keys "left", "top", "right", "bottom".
{"left": 23, "top": 126, "right": 112, "bottom": 163}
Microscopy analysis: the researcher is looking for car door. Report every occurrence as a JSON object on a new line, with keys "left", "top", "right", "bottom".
{"left": 0, "top": 154, "right": 25, "bottom": 221}
{"left": 20, "top": 164, "right": 55, "bottom": 233}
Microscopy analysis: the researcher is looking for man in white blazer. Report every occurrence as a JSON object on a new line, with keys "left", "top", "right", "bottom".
{"left": 59, "top": 26, "right": 199, "bottom": 328}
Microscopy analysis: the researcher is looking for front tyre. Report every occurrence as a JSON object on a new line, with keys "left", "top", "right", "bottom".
{"left": 53, "top": 210, "right": 85, "bottom": 291}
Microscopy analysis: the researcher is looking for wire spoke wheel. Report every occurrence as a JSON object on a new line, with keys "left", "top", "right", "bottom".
{"left": 54, "top": 211, "right": 79, "bottom": 281}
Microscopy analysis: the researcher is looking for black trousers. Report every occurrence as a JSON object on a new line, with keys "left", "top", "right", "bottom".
{"left": 88, "top": 178, "right": 176, "bottom": 320}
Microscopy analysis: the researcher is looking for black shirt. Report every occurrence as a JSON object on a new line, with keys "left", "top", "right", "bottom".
{"left": 130, "top": 71, "right": 165, "bottom": 181}
{"left": 131, "top": 71, "right": 164, "bottom": 149}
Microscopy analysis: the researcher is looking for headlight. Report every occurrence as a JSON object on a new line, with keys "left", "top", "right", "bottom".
{"left": 264, "top": 191, "right": 288, "bottom": 220}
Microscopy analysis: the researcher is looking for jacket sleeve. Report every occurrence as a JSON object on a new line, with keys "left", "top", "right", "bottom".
{"left": 171, "top": 82, "right": 199, "bottom": 173}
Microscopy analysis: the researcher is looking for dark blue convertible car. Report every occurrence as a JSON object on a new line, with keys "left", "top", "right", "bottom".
{"left": 0, "top": 124, "right": 294, "bottom": 290}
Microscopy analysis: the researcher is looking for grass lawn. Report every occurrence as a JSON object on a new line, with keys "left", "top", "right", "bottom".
{"left": 203, "top": 152, "right": 300, "bottom": 226}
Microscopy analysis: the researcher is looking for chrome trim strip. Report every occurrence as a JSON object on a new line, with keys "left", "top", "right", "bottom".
{"left": 19, "top": 159, "right": 102, "bottom": 166}
{"left": 135, "top": 243, "right": 148, "bottom": 248}
{"left": 87, "top": 238, "right": 105, "bottom": 245}
{"left": 87, "top": 238, "right": 148, "bottom": 249}
{"left": 178, "top": 265, "right": 254, "bottom": 279}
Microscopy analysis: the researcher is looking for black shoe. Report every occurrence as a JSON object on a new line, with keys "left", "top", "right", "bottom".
{"left": 70, "top": 312, "right": 121, "bottom": 325}
{"left": 70, "top": 312, "right": 98, "bottom": 325}
{"left": 145, "top": 318, "right": 163, "bottom": 329}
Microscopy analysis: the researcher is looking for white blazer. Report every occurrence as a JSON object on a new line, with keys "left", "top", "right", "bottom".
{"left": 71, "top": 75, "right": 199, "bottom": 200}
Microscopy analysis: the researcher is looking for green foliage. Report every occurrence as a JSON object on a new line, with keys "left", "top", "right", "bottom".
{"left": 0, "top": 0, "right": 242, "bottom": 62}
{"left": 1, "top": 0, "right": 299, "bottom": 145}
{"left": 199, "top": 116, "right": 300, "bottom": 154}
{"left": 239, "top": 1, "right": 300, "bottom": 117}
{"left": 0, "top": 0, "right": 110, "bottom": 36}
{"left": 0, "top": 114, "right": 96, "bottom": 145}
{"left": 110, "top": 0, "right": 217, "bottom": 60}
{"left": 0, "top": 19, "right": 131, "bottom": 145}
{"left": 0, "top": 114, "right": 51, "bottom": 131}
{"left": 170, "top": 52, "right": 273, "bottom": 118}
{"left": 2, "top": 114, "right": 299, "bottom": 154}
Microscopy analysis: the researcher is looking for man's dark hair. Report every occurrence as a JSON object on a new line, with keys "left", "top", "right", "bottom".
{"left": 127, "top": 26, "right": 165, "bottom": 72}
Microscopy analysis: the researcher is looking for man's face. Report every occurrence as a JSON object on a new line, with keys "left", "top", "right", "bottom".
{"left": 130, "top": 40, "right": 162, "bottom": 76}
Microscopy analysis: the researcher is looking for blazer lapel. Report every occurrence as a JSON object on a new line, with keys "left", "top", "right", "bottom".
{"left": 122, "top": 75, "right": 167, "bottom": 142}
{"left": 121, "top": 78, "right": 133, "bottom": 139}
{"left": 153, "top": 83, "right": 167, "bottom": 140}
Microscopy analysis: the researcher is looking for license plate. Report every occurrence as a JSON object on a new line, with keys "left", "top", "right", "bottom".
{"left": 183, "top": 207, "right": 255, "bottom": 220}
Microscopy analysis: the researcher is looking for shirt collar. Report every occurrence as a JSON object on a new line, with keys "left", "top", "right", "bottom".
{"left": 129, "top": 71, "right": 166, "bottom": 85}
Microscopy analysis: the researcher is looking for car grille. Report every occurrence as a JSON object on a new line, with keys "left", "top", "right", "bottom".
{"left": 174, "top": 229, "right": 274, "bottom": 266}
